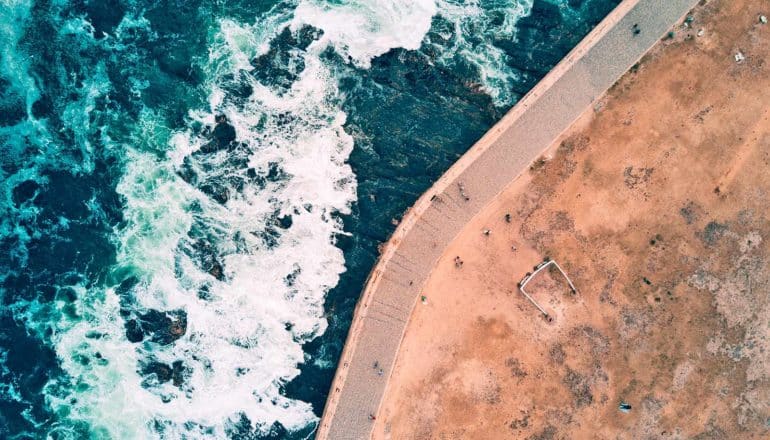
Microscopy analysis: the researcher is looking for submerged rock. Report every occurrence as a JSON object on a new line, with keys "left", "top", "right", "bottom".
{"left": 208, "top": 261, "right": 224, "bottom": 281}
{"left": 171, "top": 360, "right": 186, "bottom": 387}
{"left": 125, "top": 319, "right": 144, "bottom": 343}
{"left": 176, "top": 158, "right": 198, "bottom": 185}
{"left": 277, "top": 214, "right": 293, "bottom": 229}
{"left": 115, "top": 276, "right": 141, "bottom": 318}
{"left": 200, "top": 184, "right": 229, "bottom": 204}
{"left": 115, "top": 276, "right": 139, "bottom": 297}
{"left": 142, "top": 360, "right": 187, "bottom": 388}
{"left": 213, "top": 120, "right": 236, "bottom": 147}
{"left": 143, "top": 361, "right": 172, "bottom": 383}
{"left": 196, "top": 116, "right": 237, "bottom": 154}
{"left": 12, "top": 180, "right": 40, "bottom": 206}
{"left": 125, "top": 309, "right": 188, "bottom": 345}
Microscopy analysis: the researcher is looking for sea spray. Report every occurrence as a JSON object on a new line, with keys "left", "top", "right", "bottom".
{"left": 431, "top": 0, "right": 534, "bottom": 107}
{"left": 293, "top": 0, "right": 436, "bottom": 68}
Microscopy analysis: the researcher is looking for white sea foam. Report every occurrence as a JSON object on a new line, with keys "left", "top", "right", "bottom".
{"left": 293, "top": 0, "right": 535, "bottom": 106}
{"left": 433, "top": 0, "right": 534, "bottom": 107}
{"left": 292, "top": 0, "right": 436, "bottom": 68}
{"left": 214, "top": 6, "right": 294, "bottom": 76}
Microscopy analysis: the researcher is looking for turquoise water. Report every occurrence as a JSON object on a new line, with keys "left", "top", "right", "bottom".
{"left": 0, "top": 0, "right": 619, "bottom": 438}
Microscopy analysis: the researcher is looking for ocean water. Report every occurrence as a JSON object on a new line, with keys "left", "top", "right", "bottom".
{"left": 0, "top": 0, "right": 619, "bottom": 438}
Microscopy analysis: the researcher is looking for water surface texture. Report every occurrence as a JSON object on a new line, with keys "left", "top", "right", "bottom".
{"left": 0, "top": 0, "right": 619, "bottom": 438}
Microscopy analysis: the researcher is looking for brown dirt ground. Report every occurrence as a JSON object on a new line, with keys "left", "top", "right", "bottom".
{"left": 374, "top": 1, "right": 770, "bottom": 439}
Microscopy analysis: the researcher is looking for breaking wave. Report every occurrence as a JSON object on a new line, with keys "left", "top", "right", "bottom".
{"left": 431, "top": 0, "right": 534, "bottom": 106}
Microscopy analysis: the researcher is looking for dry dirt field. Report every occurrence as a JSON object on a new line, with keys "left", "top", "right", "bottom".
{"left": 374, "top": 1, "right": 770, "bottom": 438}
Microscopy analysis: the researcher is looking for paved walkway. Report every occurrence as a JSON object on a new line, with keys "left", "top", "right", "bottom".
{"left": 316, "top": 0, "right": 700, "bottom": 438}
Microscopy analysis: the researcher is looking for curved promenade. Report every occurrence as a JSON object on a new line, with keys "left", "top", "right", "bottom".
{"left": 317, "top": 0, "right": 700, "bottom": 438}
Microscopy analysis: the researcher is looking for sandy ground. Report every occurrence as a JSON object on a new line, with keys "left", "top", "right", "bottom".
{"left": 374, "top": 1, "right": 770, "bottom": 438}
{"left": 319, "top": 1, "right": 701, "bottom": 437}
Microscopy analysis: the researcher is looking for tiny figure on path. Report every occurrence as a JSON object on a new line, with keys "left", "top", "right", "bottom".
{"left": 454, "top": 256, "right": 464, "bottom": 268}
{"left": 458, "top": 182, "right": 470, "bottom": 201}
{"left": 483, "top": 229, "right": 491, "bottom": 236}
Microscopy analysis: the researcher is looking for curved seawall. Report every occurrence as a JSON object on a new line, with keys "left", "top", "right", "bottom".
{"left": 317, "top": 0, "right": 701, "bottom": 438}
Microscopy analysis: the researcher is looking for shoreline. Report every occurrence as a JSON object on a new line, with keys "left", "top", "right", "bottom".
{"left": 316, "top": 0, "right": 700, "bottom": 438}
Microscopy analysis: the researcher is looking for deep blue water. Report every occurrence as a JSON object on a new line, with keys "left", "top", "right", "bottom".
{"left": 0, "top": 0, "right": 619, "bottom": 438}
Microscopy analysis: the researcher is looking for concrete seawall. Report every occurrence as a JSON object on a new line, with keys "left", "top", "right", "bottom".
{"left": 316, "top": 0, "right": 700, "bottom": 438}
